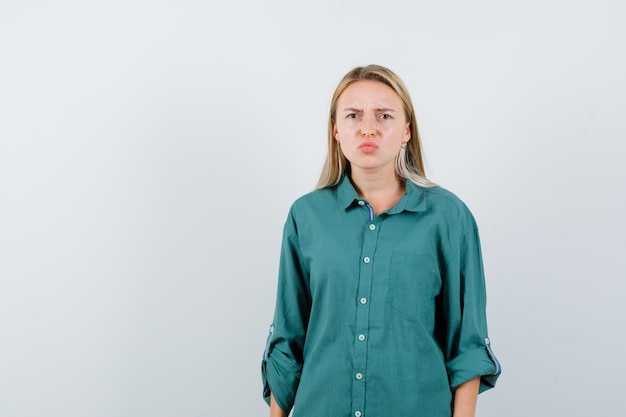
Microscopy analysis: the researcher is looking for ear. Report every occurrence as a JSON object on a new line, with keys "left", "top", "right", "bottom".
{"left": 333, "top": 123, "right": 339, "bottom": 141}
{"left": 404, "top": 123, "right": 411, "bottom": 141}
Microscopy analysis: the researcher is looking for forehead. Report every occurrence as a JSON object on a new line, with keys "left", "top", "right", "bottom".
{"left": 338, "top": 80, "right": 403, "bottom": 107}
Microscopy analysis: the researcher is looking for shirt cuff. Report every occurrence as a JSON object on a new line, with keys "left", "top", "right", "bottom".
{"left": 261, "top": 351, "right": 302, "bottom": 412}
{"left": 446, "top": 340, "right": 501, "bottom": 393}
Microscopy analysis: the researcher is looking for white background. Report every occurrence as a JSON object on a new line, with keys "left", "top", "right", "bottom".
{"left": 1, "top": 1, "right": 625, "bottom": 416}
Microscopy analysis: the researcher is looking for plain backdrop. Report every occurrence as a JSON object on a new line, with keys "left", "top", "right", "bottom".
{"left": 1, "top": 1, "right": 625, "bottom": 416}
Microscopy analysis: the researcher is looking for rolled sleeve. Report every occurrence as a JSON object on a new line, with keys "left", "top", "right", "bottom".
{"left": 261, "top": 207, "right": 311, "bottom": 412}
{"left": 442, "top": 226, "right": 501, "bottom": 392}
{"left": 446, "top": 339, "right": 500, "bottom": 392}
{"left": 262, "top": 347, "right": 302, "bottom": 410}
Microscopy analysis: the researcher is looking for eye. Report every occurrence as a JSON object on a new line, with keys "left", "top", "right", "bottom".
{"left": 379, "top": 113, "right": 392, "bottom": 120}
{"left": 347, "top": 113, "right": 359, "bottom": 119}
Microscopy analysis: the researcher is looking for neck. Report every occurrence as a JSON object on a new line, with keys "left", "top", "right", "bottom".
{"left": 349, "top": 168, "right": 405, "bottom": 201}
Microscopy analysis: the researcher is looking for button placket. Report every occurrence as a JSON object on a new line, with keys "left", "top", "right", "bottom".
{"left": 351, "top": 203, "right": 380, "bottom": 417}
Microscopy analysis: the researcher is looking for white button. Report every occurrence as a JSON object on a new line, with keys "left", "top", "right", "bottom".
{"left": 358, "top": 201, "right": 365, "bottom": 206}
{"left": 356, "top": 373, "right": 363, "bottom": 380}
{"left": 363, "top": 257, "right": 371, "bottom": 263}
{"left": 355, "top": 412, "right": 362, "bottom": 417}
{"left": 369, "top": 224, "right": 376, "bottom": 230}
{"left": 358, "top": 334, "right": 366, "bottom": 341}
{"left": 360, "top": 297, "right": 367, "bottom": 304}
{"left": 485, "top": 337, "right": 490, "bottom": 345}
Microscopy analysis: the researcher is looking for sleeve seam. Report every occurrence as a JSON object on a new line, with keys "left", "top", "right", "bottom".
{"left": 443, "top": 226, "right": 479, "bottom": 268}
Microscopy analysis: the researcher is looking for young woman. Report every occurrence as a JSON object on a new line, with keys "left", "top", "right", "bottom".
{"left": 262, "top": 65, "right": 500, "bottom": 417}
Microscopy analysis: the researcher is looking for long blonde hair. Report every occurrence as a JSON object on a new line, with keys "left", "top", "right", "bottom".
{"left": 316, "top": 65, "right": 436, "bottom": 189}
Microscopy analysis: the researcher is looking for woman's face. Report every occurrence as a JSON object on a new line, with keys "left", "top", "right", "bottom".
{"left": 334, "top": 80, "right": 410, "bottom": 176}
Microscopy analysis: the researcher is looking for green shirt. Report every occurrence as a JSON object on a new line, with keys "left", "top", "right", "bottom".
{"left": 262, "top": 176, "right": 500, "bottom": 417}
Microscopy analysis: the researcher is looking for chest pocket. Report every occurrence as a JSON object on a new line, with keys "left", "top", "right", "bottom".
{"left": 387, "top": 251, "right": 442, "bottom": 322}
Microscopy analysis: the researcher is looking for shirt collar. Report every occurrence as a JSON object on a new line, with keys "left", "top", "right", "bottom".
{"left": 390, "top": 180, "right": 427, "bottom": 213}
{"left": 337, "top": 175, "right": 361, "bottom": 209}
{"left": 337, "top": 175, "right": 427, "bottom": 213}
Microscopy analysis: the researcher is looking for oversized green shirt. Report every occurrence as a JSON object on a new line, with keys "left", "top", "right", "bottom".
{"left": 262, "top": 176, "right": 500, "bottom": 417}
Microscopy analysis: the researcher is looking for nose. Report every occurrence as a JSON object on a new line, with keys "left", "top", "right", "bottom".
{"left": 361, "top": 115, "right": 375, "bottom": 137}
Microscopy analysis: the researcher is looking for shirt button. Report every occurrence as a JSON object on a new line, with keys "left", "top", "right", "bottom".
{"left": 369, "top": 224, "right": 376, "bottom": 231}
{"left": 358, "top": 201, "right": 365, "bottom": 206}
{"left": 358, "top": 334, "right": 366, "bottom": 341}
{"left": 360, "top": 297, "right": 367, "bottom": 304}
{"left": 363, "top": 257, "right": 371, "bottom": 263}
{"left": 356, "top": 373, "right": 363, "bottom": 380}
{"left": 355, "top": 412, "right": 362, "bottom": 417}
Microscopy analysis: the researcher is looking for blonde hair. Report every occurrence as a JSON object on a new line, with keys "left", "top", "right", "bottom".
{"left": 316, "top": 65, "right": 436, "bottom": 189}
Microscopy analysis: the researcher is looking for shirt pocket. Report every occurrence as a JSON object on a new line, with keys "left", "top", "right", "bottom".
{"left": 387, "top": 251, "right": 442, "bottom": 322}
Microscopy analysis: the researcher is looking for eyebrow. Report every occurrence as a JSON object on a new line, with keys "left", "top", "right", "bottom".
{"left": 342, "top": 107, "right": 397, "bottom": 112}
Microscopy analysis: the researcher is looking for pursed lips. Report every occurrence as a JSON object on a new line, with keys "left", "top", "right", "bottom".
{"left": 359, "top": 141, "right": 378, "bottom": 153}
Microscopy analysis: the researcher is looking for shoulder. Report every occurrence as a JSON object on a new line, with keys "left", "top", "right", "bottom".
{"left": 290, "top": 186, "right": 338, "bottom": 214}
{"left": 422, "top": 186, "right": 470, "bottom": 213}
{"left": 419, "top": 185, "right": 479, "bottom": 232}
{"left": 283, "top": 186, "right": 339, "bottom": 230}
